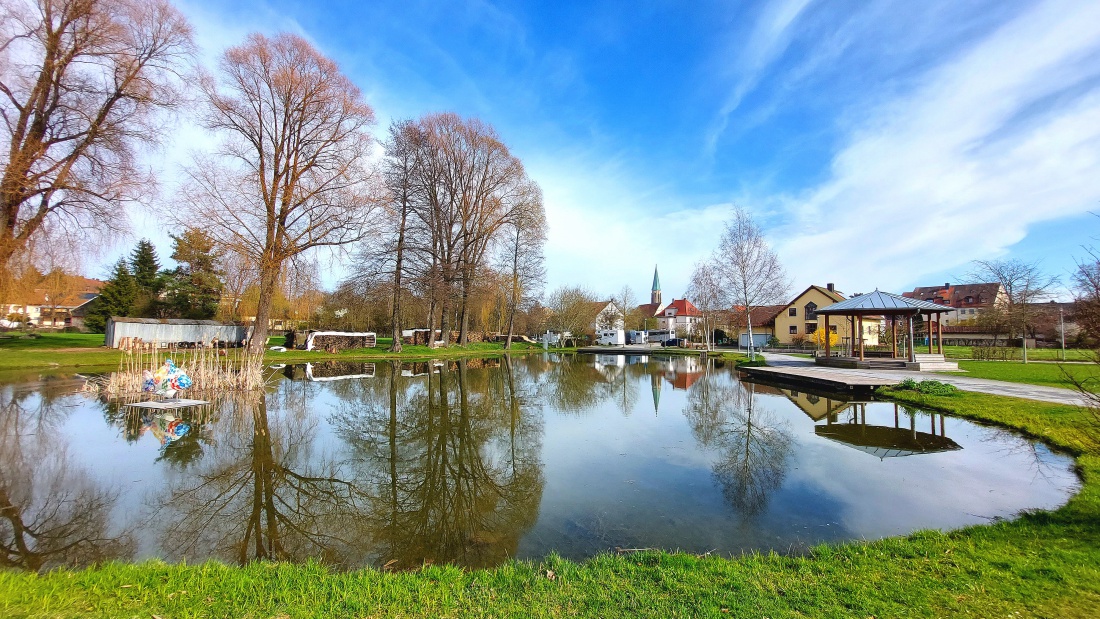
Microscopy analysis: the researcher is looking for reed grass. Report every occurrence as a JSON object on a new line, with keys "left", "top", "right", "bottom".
{"left": 83, "top": 344, "right": 266, "bottom": 399}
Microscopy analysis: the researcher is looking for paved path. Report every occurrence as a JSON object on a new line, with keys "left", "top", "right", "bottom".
{"left": 760, "top": 353, "right": 1089, "bottom": 407}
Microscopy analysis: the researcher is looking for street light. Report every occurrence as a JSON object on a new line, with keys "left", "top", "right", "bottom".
{"left": 1060, "top": 305, "right": 1066, "bottom": 361}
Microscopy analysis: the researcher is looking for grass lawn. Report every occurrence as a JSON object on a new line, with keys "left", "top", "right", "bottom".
{"left": 949, "top": 360, "right": 1096, "bottom": 389}
{"left": 1, "top": 389, "right": 1099, "bottom": 617}
{"left": 939, "top": 344, "right": 1093, "bottom": 361}
{"left": 0, "top": 331, "right": 576, "bottom": 373}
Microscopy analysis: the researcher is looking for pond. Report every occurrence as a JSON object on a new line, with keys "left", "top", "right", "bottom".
{"left": 0, "top": 354, "right": 1079, "bottom": 571}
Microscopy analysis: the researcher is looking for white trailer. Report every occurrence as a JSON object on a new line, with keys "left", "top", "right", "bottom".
{"left": 595, "top": 329, "right": 625, "bottom": 346}
{"left": 626, "top": 330, "right": 648, "bottom": 344}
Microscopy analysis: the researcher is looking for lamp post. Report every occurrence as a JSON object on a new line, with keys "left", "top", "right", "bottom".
{"left": 1060, "top": 306, "right": 1066, "bottom": 361}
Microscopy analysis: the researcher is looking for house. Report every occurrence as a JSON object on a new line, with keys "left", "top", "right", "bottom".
{"left": 656, "top": 298, "right": 703, "bottom": 334}
{"left": 2, "top": 276, "right": 103, "bottom": 328}
{"left": 591, "top": 300, "right": 623, "bottom": 330}
{"left": 734, "top": 283, "right": 883, "bottom": 348}
{"left": 902, "top": 283, "right": 1004, "bottom": 325}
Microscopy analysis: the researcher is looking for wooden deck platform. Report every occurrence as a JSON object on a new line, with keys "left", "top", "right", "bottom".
{"left": 739, "top": 365, "right": 900, "bottom": 392}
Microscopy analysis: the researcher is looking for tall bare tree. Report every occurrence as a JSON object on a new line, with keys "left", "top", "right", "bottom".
{"left": 966, "top": 258, "right": 1059, "bottom": 363}
{"left": 687, "top": 259, "right": 728, "bottom": 350}
{"left": 182, "top": 33, "right": 380, "bottom": 351}
{"left": 0, "top": 0, "right": 193, "bottom": 297}
{"left": 405, "top": 113, "right": 533, "bottom": 346}
{"left": 380, "top": 120, "right": 425, "bottom": 352}
{"left": 496, "top": 182, "right": 546, "bottom": 349}
{"left": 716, "top": 207, "right": 789, "bottom": 360}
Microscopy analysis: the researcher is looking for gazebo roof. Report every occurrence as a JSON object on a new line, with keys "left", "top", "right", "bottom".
{"left": 815, "top": 289, "right": 950, "bottom": 315}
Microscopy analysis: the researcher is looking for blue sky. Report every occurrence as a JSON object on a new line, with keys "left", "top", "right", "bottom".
{"left": 107, "top": 0, "right": 1100, "bottom": 302}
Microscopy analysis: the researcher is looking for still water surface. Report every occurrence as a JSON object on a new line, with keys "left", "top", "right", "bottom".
{"left": 0, "top": 354, "right": 1079, "bottom": 571}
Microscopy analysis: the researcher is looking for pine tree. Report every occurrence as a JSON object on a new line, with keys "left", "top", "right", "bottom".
{"left": 129, "top": 239, "right": 166, "bottom": 316}
{"left": 85, "top": 259, "right": 137, "bottom": 332}
{"left": 165, "top": 229, "right": 223, "bottom": 319}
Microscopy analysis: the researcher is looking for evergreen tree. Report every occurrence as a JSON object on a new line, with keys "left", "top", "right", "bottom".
{"left": 130, "top": 239, "right": 162, "bottom": 292}
{"left": 165, "top": 229, "right": 223, "bottom": 319}
{"left": 130, "top": 239, "right": 165, "bottom": 316}
{"left": 85, "top": 259, "right": 137, "bottom": 332}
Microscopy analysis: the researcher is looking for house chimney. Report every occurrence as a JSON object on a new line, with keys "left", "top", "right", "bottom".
{"left": 826, "top": 283, "right": 834, "bottom": 292}
{"left": 945, "top": 282, "right": 950, "bottom": 288}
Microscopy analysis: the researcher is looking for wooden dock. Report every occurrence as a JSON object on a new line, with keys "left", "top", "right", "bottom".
{"left": 739, "top": 366, "right": 900, "bottom": 392}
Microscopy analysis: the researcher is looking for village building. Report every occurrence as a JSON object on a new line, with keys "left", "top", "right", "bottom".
{"left": 734, "top": 284, "right": 883, "bottom": 349}
{"left": 633, "top": 266, "right": 702, "bottom": 335}
{"left": 901, "top": 282, "right": 1004, "bottom": 325}
{"left": 2, "top": 277, "right": 102, "bottom": 329}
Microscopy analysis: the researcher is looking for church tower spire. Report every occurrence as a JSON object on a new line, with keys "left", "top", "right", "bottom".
{"left": 651, "top": 265, "right": 661, "bottom": 305}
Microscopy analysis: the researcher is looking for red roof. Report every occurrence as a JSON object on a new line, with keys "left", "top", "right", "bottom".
{"left": 902, "top": 283, "right": 1001, "bottom": 309}
{"left": 665, "top": 298, "right": 702, "bottom": 317}
{"left": 636, "top": 302, "right": 662, "bottom": 317}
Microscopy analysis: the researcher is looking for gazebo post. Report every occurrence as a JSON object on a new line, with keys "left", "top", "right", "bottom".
{"left": 937, "top": 315, "right": 943, "bottom": 355}
{"left": 857, "top": 314, "right": 864, "bottom": 360}
{"left": 927, "top": 314, "right": 934, "bottom": 354}
{"left": 824, "top": 314, "right": 831, "bottom": 357}
{"left": 891, "top": 317, "right": 898, "bottom": 359}
{"left": 907, "top": 314, "right": 916, "bottom": 363}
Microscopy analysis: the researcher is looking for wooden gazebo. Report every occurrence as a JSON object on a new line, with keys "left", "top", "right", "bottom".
{"left": 814, "top": 290, "right": 952, "bottom": 365}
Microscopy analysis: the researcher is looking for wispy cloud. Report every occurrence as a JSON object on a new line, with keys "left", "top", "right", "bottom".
{"left": 769, "top": 0, "right": 1100, "bottom": 292}
{"left": 704, "top": 0, "right": 814, "bottom": 155}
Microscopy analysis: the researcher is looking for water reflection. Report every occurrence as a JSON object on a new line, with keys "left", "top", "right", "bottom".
{"left": 334, "top": 358, "right": 544, "bottom": 569}
{"left": 149, "top": 388, "right": 370, "bottom": 567}
{"left": 684, "top": 373, "right": 793, "bottom": 516}
{"left": 0, "top": 382, "right": 134, "bottom": 570}
{"left": 0, "top": 356, "right": 1081, "bottom": 571}
{"left": 816, "top": 403, "right": 962, "bottom": 460}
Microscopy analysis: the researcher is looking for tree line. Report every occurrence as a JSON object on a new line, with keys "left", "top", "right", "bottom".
{"left": 0, "top": 0, "right": 546, "bottom": 351}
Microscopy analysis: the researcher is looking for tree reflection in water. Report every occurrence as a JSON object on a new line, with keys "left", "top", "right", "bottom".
{"left": 684, "top": 370, "right": 793, "bottom": 517}
{"left": 335, "top": 359, "right": 544, "bottom": 570}
{"left": 151, "top": 385, "right": 371, "bottom": 567}
{"left": 0, "top": 382, "right": 134, "bottom": 571}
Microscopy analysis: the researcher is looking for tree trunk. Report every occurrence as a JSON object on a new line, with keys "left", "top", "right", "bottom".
{"left": 248, "top": 263, "right": 281, "bottom": 353}
{"left": 505, "top": 274, "right": 518, "bottom": 350}
{"left": 458, "top": 275, "right": 472, "bottom": 345}
{"left": 389, "top": 203, "right": 408, "bottom": 353}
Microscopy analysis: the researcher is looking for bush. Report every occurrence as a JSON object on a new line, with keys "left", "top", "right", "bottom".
{"left": 894, "top": 378, "right": 959, "bottom": 396}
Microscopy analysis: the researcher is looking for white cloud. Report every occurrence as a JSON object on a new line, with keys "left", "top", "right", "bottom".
{"left": 529, "top": 153, "right": 731, "bottom": 300}
{"left": 770, "top": 0, "right": 1100, "bottom": 293}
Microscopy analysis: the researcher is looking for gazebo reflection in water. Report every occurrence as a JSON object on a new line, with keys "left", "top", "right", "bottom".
{"left": 774, "top": 384, "right": 962, "bottom": 460}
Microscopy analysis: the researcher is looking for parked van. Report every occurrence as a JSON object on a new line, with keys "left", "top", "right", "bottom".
{"left": 626, "top": 330, "right": 648, "bottom": 345}
{"left": 646, "top": 329, "right": 673, "bottom": 344}
{"left": 595, "top": 329, "right": 625, "bottom": 346}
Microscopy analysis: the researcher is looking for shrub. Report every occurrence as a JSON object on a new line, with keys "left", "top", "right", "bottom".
{"left": 894, "top": 378, "right": 959, "bottom": 396}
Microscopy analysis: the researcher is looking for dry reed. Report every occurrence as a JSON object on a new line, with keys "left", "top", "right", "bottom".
{"left": 84, "top": 343, "right": 266, "bottom": 400}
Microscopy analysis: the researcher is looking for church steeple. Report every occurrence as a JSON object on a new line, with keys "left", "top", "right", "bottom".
{"left": 651, "top": 265, "right": 661, "bottom": 305}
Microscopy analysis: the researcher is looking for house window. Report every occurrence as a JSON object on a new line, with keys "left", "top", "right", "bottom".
{"left": 965, "top": 296, "right": 973, "bottom": 303}
{"left": 804, "top": 302, "right": 817, "bottom": 320}
{"left": 807, "top": 323, "right": 818, "bottom": 334}
{"left": 830, "top": 325, "right": 837, "bottom": 333}
{"left": 789, "top": 325, "right": 797, "bottom": 334}
{"left": 788, "top": 307, "right": 797, "bottom": 317}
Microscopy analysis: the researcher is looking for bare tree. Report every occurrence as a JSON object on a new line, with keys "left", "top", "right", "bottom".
{"left": 0, "top": 0, "right": 194, "bottom": 294}
{"left": 715, "top": 207, "right": 789, "bottom": 360}
{"left": 609, "top": 285, "right": 639, "bottom": 332}
{"left": 545, "top": 285, "right": 599, "bottom": 338}
{"left": 404, "top": 113, "right": 534, "bottom": 346}
{"left": 687, "top": 260, "right": 728, "bottom": 350}
{"left": 496, "top": 182, "right": 546, "bottom": 349}
{"left": 966, "top": 258, "right": 1059, "bottom": 363}
{"left": 380, "top": 120, "right": 425, "bottom": 352}
{"left": 182, "top": 33, "right": 380, "bottom": 352}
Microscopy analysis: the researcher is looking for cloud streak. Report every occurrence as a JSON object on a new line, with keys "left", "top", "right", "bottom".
{"left": 770, "top": 0, "right": 1100, "bottom": 292}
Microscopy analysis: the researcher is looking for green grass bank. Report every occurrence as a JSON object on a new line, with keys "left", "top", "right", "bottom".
{"left": 949, "top": 360, "right": 1094, "bottom": 389}
{"left": 1, "top": 388, "right": 1099, "bottom": 617}
{"left": 0, "top": 332, "right": 722, "bottom": 374}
